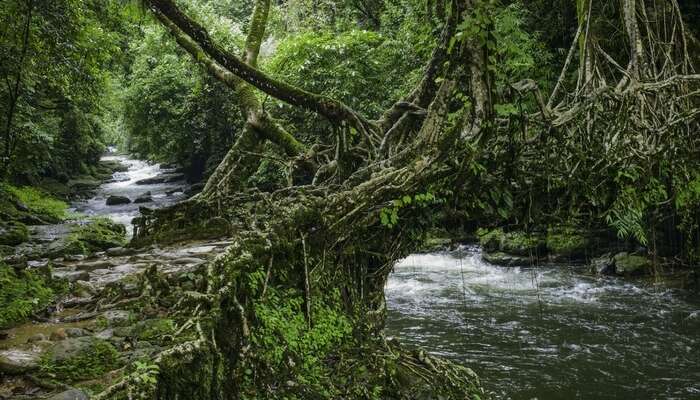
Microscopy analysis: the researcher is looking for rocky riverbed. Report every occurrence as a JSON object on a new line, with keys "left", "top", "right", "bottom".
{"left": 0, "top": 153, "right": 221, "bottom": 399}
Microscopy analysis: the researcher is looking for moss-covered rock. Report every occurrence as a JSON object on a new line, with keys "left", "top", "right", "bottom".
{"left": 131, "top": 318, "right": 175, "bottom": 341}
{"left": 0, "top": 221, "right": 29, "bottom": 246}
{"left": 40, "top": 337, "right": 120, "bottom": 382}
{"left": 613, "top": 253, "right": 652, "bottom": 276}
{"left": 546, "top": 226, "right": 590, "bottom": 259}
{"left": 477, "top": 228, "right": 544, "bottom": 257}
{"left": 70, "top": 217, "right": 127, "bottom": 254}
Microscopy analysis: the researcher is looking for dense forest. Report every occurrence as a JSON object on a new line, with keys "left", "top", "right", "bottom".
{"left": 1, "top": 0, "right": 698, "bottom": 399}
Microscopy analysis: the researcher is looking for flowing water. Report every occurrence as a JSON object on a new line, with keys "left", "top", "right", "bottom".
{"left": 70, "top": 153, "right": 189, "bottom": 234}
{"left": 385, "top": 246, "right": 700, "bottom": 399}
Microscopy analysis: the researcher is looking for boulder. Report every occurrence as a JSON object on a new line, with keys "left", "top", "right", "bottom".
{"left": 591, "top": 254, "right": 615, "bottom": 275}
{"left": 47, "top": 389, "right": 89, "bottom": 400}
{"left": 48, "top": 337, "right": 95, "bottom": 362}
{"left": 106, "top": 195, "right": 131, "bottom": 206}
{"left": 100, "top": 310, "right": 132, "bottom": 327}
{"left": 27, "top": 333, "right": 47, "bottom": 343}
{"left": 0, "top": 348, "right": 41, "bottom": 374}
{"left": 482, "top": 252, "right": 532, "bottom": 267}
{"left": 162, "top": 173, "right": 185, "bottom": 183}
{"left": 546, "top": 227, "right": 590, "bottom": 259}
{"left": 134, "top": 191, "right": 153, "bottom": 204}
{"left": 613, "top": 253, "right": 652, "bottom": 276}
{"left": 64, "top": 328, "right": 89, "bottom": 338}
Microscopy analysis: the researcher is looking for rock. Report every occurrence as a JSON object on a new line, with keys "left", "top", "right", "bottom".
{"left": 46, "top": 237, "right": 88, "bottom": 258}
{"left": 106, "top": 195, "right": 131, "bottom": 206}
{"left": 46, "top": 389, "right": 89, "bottom": 400}
{"left": 0, "top": 222, "right": 29, "bottom": 246}
{"left": 162, "top": 173, "right": 185, "bottom": 183}
{"left": 134, "top": 191, "right": 153, "bottom": 204}
{"left": 3, "top": 254, "right": 28, "bottom": 269}
{"left": 27, "top": 333, "right": 47, "bottom": 343}
{"left": 477, "top": 228, "right": 544, "bottom": 256}
{"left": 546, "top": 226, "right": 590, "bottom": 259}
{"left": 135, "top": 176, "right": 165, "bottom": 185}
{"left": 64, "top": 328, "right": 89, "bottom": 338}
{"left": 159, "top": 162, "right": 179, "bottom": 169}
{"left": 482, "top": 251, "right": 532, "bottom": 267}
{"left": 49, "top": 337, "right": 94, "bottom": 362}
{"left": 95, "top": 329, "right": 114, "bottom": 340}
{"left": 52, "top": 269, "right": 90, "bottom": 282}
{"left": 171, "top": 257, "right": 206, "bottom": 265}
{"left": 100, "top": 310, "right": 132, "bottom": 327}
{"left": 106, "top": 246, "right": 135, "bottom": 257}
{"left": 64, "top": 254, "right": 87, "bottom": 262}
{"left": 591, "top": 254, "right": 615, "bottom": 275}
{"left": 613, "top": 253, "right": 652, "bottom": 276}
{"left": 0, "top": 348, "right": 41, "bottom": 374}
{"left": 75, "top": 259, "right": 114, "bottom": 272}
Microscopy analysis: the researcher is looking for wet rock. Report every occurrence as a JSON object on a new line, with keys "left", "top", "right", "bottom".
{"left": 613, "top": 253, "right": 652, "bottom": 276}
{"left": 134, "top": 191, "right": 153, "bottom": 204}
{"left": 47, "top": 389, "right": 89, "bottom": 400}
{"left": 591, "top": 254, "right": 615, "bottom": 275}
{"left": 135, "top": 176, "right": 165, "bottom": 185}
{"left": 52, "top": 269, "right": 90, "bottom": 282}
{"left": 162, "top": 173, "right": 185, "bottom": 183}
{"left": 482, "top": 252, "right": 532, "bottom": 267}
{"left": 106, "top": 195, "right": 131, "bottom": 206}
{"left": 165, "top": 188, "right": 183, "bottom": 196}
{"left": 159, "top": 162, "right": 178, "bottom": 169}
{"left": 46, "top": 237, "right": 88, "bottom": 258}
{"left": 0, "top": 348, "right": 41, "bottom": 374}
{"left": 106, "top": 246, "right": 135, "bottom": 257}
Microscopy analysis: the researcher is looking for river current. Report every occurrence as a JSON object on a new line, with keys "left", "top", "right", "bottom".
{"left": 386, "top": 246, "right": 700, "bottom": 399}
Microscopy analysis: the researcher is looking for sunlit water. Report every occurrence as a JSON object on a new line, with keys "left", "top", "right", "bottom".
{"left": 385, "top": 246, "right": 700, "bottom": 399}
{"left": 70, "top": 153, "right": 188, "bottom": 235}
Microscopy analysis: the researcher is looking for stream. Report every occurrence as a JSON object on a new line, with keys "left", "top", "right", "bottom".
{"left": 70, "top": 153, "right": 190, "bottom": 234}
{"left": 385, "top": 246, "right": 700, "bottom": 399}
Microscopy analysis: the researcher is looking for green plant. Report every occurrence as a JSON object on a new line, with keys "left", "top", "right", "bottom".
{"left": 0, "top": 263, "right": 54, "bottom": 329}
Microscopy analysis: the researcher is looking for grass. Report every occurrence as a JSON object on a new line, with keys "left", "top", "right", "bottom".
{"left": 4, "top": 184, "right": 68, "bottom": 221}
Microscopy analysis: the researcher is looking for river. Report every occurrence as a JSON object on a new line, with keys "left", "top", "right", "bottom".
{"left": 385, "top": 246, "right": 700, "bottom": 399}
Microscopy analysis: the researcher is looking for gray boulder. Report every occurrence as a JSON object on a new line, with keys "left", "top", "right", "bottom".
{"left": 106, "top": 195, "right": 131, "bottom": 206}
{"left": 0, "top": 348, "right": 41, "bottom": 374}
{"left": 134, "top": 191, "right": 153, "bottom": 204}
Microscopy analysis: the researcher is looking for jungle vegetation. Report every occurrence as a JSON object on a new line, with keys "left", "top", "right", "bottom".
{"left": 1, "top": 0, "right": 699, "bottom": 398}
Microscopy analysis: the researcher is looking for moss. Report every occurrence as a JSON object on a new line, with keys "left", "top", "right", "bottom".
{"left": 70, "top": 217, "right": 127, "bottom": 253}
{"left": 613, "top": 253, "right": 652, "bottom": 275}
{"left": 5, "top": 185, "right": 68, "bottom": 222}
{"left": 0, "top": 221, "right": 29, "bottom": 246}
{"left": 0, "top": 263, "right": 55, "bottom": 329}
{"left": 40, "top": 338, "right": 120, "bottom": 382}
{"left": 477, "top": 228, "right": 543, "bottom": 256}
{"left": 132, "top": 318, "right": 175, "bottom": 341}
{"left": 477, "top": 227, "right": 504, "bottom": 252}
{"left": 546, "top": 226, "right": 589, "bottom": 258}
